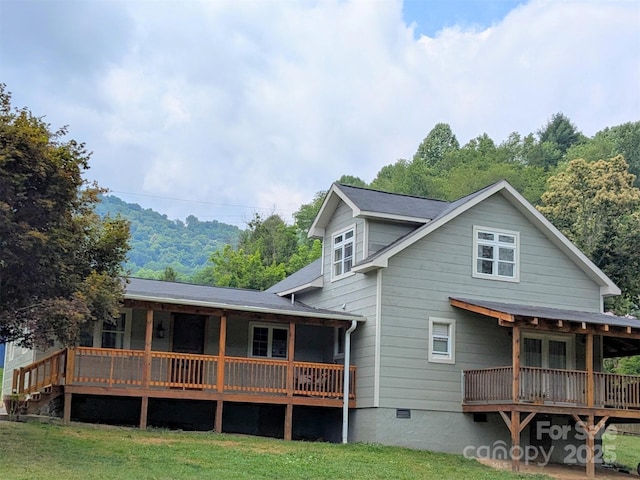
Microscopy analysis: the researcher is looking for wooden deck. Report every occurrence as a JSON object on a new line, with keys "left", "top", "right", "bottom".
{"left": 11, "top": 347, "right": 356, "bottom": 410}
{"left": 463, "top": 366, "right": 640, "bottom": 414}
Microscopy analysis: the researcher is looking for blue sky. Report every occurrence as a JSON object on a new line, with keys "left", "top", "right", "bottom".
{"left": 1, "top": 0, "right": 638, "bottom": 226}
{"left": 403, "top": 0, "right": 524, "bottom": 36}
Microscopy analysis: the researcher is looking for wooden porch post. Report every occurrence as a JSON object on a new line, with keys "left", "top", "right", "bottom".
{"left": 586, "top": 414, "right": 595, "bottom": 478}
{"left": 63, "top": 392, "right": 72, "bottom": 425}
{"left": 511, "top": 410, "right": 521, "bottom": 472}
{"left": 512, "top": 324, "right": 520, "bottom": 404}
{"left": 143, "top": 309, "right": 153, "bottom": 389}
{"left": 284, "top": 320, "right": 296, "bottom": 441}
{"left": 140, "top": 397, "right": 149, "bottom": 430}
{"left": 65, "top": 348, "right": 76, "bottom": 386}
{"left": 586, "top": 332, "right": 594, "bottom": 408}
{"left": 215, "top": 314, "right": 227, "bottom": 434}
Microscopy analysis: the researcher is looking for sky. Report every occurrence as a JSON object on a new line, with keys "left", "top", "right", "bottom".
{"left": 1, "top": 0, "right": 639, "bottom": 227}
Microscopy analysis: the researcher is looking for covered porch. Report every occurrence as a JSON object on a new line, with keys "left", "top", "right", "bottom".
{"left": 8, "top": 278, "right": 363, "bottom": 441}
{"left": 451, "top": 297, "right": 640, "bottom": 478}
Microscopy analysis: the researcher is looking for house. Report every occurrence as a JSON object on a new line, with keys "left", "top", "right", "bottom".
{"left": 265, "top": 181, "right": 640, "bottom": 477}
{"left": 3, "top": 180, "right": 640, "bottom": 477}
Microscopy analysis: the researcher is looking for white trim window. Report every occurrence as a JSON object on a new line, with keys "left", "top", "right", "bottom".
{"left": 473, "top": 226, "right": 519, "bottom": 282}
{"left": 93, "top": 310, "right": 132, "bottom": 349}
{"left": 249, "top": 323, "right": 288, "bottom": 359}
{"left": 428, "top": 318, "right": 455, "bottom": 364}
{"left": 332, "top": 226, "right": 355, "bottom": 280}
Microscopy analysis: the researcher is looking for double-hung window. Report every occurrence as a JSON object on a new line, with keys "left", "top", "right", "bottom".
{"left": 101, "top": 313, "right": 128, "bottom": 349}
{"left": 332, "top": 226, "right": 355, "bottom": 279}
{"left": 428, "top": 318, "right": 455, "bottom": 364}
{"left": 249, "top": 323, "right": 288, "bottom": 359}
{"left": 473, "top": 226, "right": 519, "bottom": 281}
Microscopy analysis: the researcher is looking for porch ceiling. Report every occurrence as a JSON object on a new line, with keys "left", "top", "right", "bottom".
{"left": 450, "top": 297, "right": 640, "bottom": 357}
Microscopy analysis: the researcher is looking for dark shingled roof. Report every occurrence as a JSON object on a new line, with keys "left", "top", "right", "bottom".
{"left": 265, "top": 258, "right": 322, "bottom": 294}
{"left": 335, "top": 183, "right": 450, "bottom": 220}
{"left": 451, "top": 297, "right": 640, "bottom": 330}
{"left": 125, "top": 277, "right": 362, "bottom": 322}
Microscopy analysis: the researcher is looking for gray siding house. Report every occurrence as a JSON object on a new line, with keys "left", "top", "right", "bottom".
{"left": 267, "top": 181, "right": 640, "bottom": 477}
{"left": 4, "top": 180, "right": 639, "bottom": 477}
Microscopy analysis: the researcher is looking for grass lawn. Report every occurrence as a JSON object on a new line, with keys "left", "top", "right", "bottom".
{"left": 604, "top": 429, "right": 640, "bottom": 471}
{"left": 0, "top": 421, "right": 552, "bottom": 480}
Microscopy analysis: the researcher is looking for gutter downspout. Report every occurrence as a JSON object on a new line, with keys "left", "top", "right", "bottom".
{"left": 342, "top": 319, "right": 358, "bottom": 444}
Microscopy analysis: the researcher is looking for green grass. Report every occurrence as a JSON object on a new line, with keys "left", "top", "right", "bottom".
{"left": 604, "top": 430, "right": 640, "bottom": 471}
{"left": 0, "top": 421, "right": 551, "bottom": 480}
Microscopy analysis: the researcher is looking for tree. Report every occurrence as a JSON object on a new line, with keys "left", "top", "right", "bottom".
{"left": 413, "top": 123, "right": 460, "bottom": 168}
{"left": 538, "top": 113, "right": 585, "bottom": 156}
{"left": 537, "top": 155, "right": 640, "bottom": 313}
{"left": 0, "top": 85, "right": 130, "bottom": 347}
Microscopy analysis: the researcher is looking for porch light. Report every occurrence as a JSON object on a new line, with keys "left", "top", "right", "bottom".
{"left": 155, "top": 320, "right": 165, "bottom": 339}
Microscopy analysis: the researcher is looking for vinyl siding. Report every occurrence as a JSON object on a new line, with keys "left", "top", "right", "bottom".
{"left": 377, "top": 192, "right": 604, "bottom": 411}
{"left": 367, "top": 220, "right": 417, "bottom": 256}
{"left": 298, "top": 201, "right": 378, "bottom": 407}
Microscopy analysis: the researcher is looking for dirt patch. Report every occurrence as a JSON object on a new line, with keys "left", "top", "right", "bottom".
{"left": 478, "top": 458, "right": 639, "bottom": 479}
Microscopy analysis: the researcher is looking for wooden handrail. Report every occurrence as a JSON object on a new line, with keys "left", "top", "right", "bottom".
{"left": 14, "top": 349, "right": 67, "bottom": 395}
{"left": 30, "top": 348, "right": 357, "bottom": 400}
{"left": 463, "top": 366, "right": 640, "bottom": 410}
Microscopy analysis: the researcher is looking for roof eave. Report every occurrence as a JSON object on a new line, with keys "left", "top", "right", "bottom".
{"left": 274, "top": 276, "right": 323, "bottom": 297}
{"left": 124, "top": 293, "right": 364, "bottom": 322}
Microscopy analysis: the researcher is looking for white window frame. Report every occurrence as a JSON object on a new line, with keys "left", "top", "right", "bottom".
{"left": 93, "top": 308, "right": 132, "bottom": 349}
{"left": 331, "top": 225, "right": 356, "bottom": 281}
{"left": 472, "top": 225, "right": 520, "bottom": 282}
{"left": 521, "top": 332, "right": 575, "bottom": 370}
{"left": 248, "top": 322, "right": 289, "bottom": 359}
{"left": 428, "top": 317, "right": 455, "bottom": 364}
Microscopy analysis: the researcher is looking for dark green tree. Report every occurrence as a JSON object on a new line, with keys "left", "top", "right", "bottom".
{"left": 0, "top": 85, "right": 130, "bottom": 347}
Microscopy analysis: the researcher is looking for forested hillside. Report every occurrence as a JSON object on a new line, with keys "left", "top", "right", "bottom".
{"left": 95, "top": 195, "right": 241, "bottom": 279}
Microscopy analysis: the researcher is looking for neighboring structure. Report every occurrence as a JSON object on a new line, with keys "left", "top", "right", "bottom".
{"left": 3, "top": 180, "right": 640, "bottom": 478}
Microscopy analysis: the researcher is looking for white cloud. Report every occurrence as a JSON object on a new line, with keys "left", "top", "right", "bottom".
{"left": 1, "top": 0, "right": 638, "bottom": 226}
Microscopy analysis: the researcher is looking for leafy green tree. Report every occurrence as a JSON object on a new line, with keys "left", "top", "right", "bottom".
{"left": 413, "top": 123, "right": 460, "bottom": 168}
{"left": 538, "top": 155, "right": 640, "bottom": 313}
{"left": 160, "top": 266, "right": 178, "bottom": 282}
{"left": 0, "top": 85, "right": 130, "bottom": 347}
{"left": 336, "top": 175, "right": 367, "bottom": 187}
{"left": 210, "top": 245, "right": 286, "bottom": 290}
{"left": 293, "top": 191, "right": 326, "bottom": 240}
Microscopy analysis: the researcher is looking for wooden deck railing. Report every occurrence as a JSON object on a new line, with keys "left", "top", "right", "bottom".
{"left": 12, "top": 349, "right": 67, "bottom": 395}
{"left": 463, "top": 366, "right": 640, "bottom": 410}
{"left": 13, "top": 348, "right": 356, "bottom": 400}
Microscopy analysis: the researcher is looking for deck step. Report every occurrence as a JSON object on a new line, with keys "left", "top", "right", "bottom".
{"left": 29, "top": 392, "right": 41, "bottom": 401}
{"left": 43, "top": 385, "right": 53, "bottom": 394}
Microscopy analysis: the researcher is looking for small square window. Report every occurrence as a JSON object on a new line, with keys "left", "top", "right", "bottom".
{"left": 332, "top": 226, "right": 355, "bottom": 280}
{"left": 249, "top": 323, "right": 289, "bottom": 359}
{"left": 429, "top": 318, "right": 455, "bottom": 364}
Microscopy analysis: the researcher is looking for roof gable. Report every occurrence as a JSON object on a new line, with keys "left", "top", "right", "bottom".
{"left": 308, "top": 183, "right": 449, "bottom": 238}
{"left": 351, "top": 181, "right": 620, "bottom": 297}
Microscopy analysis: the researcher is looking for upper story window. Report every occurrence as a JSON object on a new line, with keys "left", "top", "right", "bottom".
{"left": 332, "top": 226, "right": 355, "bottom": 280}
{"left": 473, "top": 226, "right": 520, "bottom": 282}
{"left": 249, "top": 323, "right": 288, "bottom": 359}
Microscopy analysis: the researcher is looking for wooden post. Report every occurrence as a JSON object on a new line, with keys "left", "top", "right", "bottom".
{"left": 284, "top": 403, "right": 293, "bottom": 441}
{"left": 511, "top": 410, "right": 521, "bottom": 472}
{"left": 12, "top": 368, "right": 19, "bottom": 393}
{"left": 143, "top": 309, "right": 153, "bottom": 388}
{"left": 140, "top": 397, "right": 149, "bottom": 430}
{"left": 286, "top": 321, "right": 296, "bottom": 397}
{"left": 215, "top": 401, "right": 224, "bottom": 433}
{"left": 65, "top": 348, "right": 76, "bottom": 386}
{"left": 512, "top": 324, "right": 520, "bottom": 404}
{"left": 18, "top": 368, "right": 26, "bottom": 394}
{"left": 586, "top": 414, "right": 595, "bottom": 478}
{"left": 586, "top": 332, "right": 594, "bottom": 408}
{"left": 216, "top": 315, "right": 227, "bottom": 393}
{"left": 63, "top": 392, "right": 72, "bottom": 425}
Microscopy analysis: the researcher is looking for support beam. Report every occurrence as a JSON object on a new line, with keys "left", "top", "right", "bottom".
{"left": 143, "top": 309, "right": 153, "bottom": 388}
{"left": 511, "top": 410, "right": 521, "bottom": 472}
{"left": 63, "top": 392, "right": 72, "bottom": 425}
{"left": 286, "top": 321, "right": 296, "bottom": 397}
{"left": 512, "top": 324, "right": 520, "bottom": 403}
{"left": 586, "top": 332, "right": 594, "bottom": 408}
{"left": 140, "top": 397, "right": 148, "bottom": 430}
{"left": 284, "top": 403, "right": 293, "bottom": 441}
{"left": 586, "top": 414, "right": 595, "bottom": 478}
{"left": 216, "top": 315, "right": 227, "bottom": 393}
{"left": 215, "top": 400, "right": 223, "bottom": 433}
